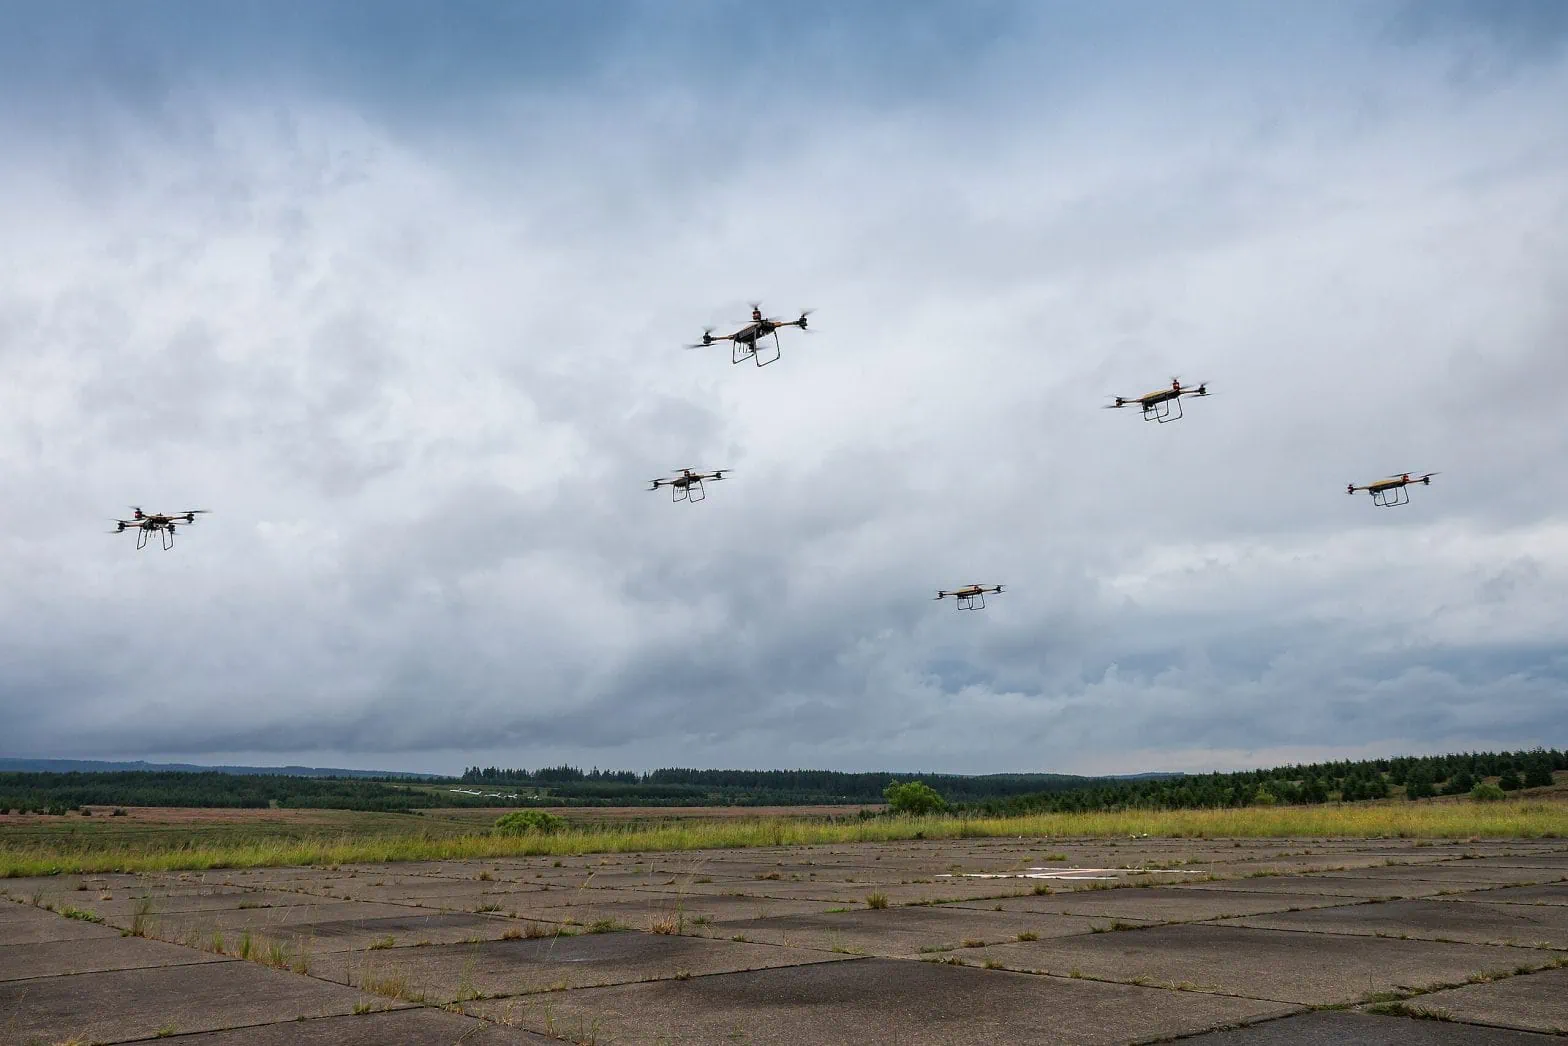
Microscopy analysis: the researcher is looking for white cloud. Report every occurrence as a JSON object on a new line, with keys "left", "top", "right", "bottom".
{"left": 1, "top": 5, "right": 1565, "bottom": 774}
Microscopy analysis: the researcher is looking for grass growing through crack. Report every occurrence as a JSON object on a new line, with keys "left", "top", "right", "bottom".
{"left": 56, "top": 905, "right": 103, "bottom": 923}
{"left": 4, "top": 801, "right": 1565, "bottom": 877}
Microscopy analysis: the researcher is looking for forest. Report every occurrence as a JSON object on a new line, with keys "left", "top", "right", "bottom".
{"left": 1, "top": 748, "right": 1560, "bottom": 815}
{"left": 0, "top": 771, "right": 440, "bottom": 814}
{"left": 457, "top": 765, "right": 1109, "bottom": 805}
{"left": 973, "top": 748, "right": 1566, "bottom": 815}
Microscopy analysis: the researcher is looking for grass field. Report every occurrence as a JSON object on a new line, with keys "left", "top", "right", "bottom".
{"left": 2, "top": 797, "right": 1565, "bottom": 878}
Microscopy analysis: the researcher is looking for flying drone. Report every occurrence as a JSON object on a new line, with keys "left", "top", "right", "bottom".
{"left": 935, "top": 584, "right": 1004, "bottom": 610}
{"left": 1348, "top": 472, "right": 1438, "bottom": 507}
{"left": 1105, "top": 378, "right": 1211, "bottom": 423}
{"left": 111, "top": 507, "right": 209, "bottom": 550}
{"left": 648, "top": 468, "right": 729, "bottom": 503}
{"left": 686, "top": 304, "right": 813, "bottom": 367}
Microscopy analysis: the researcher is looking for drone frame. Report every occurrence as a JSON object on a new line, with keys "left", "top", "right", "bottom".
{"left": 734, "top": 329, "right": 783, "bottom": 368}
{"left": 1369, "top": 485, "right": 1412, "bottom": 508}
{"left": 128, "top": 523, "right": 177, "bottom": 550}
{"left": 672, "top": 477, "right": 708, "bottom": 503}
{"left": 1142, "top": 396, "right": 1182, "bottom": 423}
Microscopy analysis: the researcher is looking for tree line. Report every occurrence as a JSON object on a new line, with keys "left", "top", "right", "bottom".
{"left": 459, "top": 766, "right": 1104, "bottom": 805}
{"left": 971, "top": 748, "right": 1564, "bottom": 816}
{"left": 0, "top": 771, "right": 440, "bottom": 814}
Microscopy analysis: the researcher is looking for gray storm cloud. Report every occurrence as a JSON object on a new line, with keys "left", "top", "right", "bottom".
{"left": 0, "top": 3, "right": 1565, "bottom": 775}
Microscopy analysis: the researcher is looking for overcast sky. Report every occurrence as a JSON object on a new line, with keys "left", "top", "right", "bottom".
{"left": 1, "top": 1, "right": 1565, "bottom": 777}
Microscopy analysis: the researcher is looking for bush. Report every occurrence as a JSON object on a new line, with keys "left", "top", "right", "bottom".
{"left": 493, "top": 810, "right": 567, "bottom": 836}
{"left": 112, "top": 808, "right": 127, "bottom": 817}
{"left": 883, "top": 779, "right": 947, "bottom": 816}
{"left": 1443, "top": 771, "right": 1475, "bottom": 796}
{"left": 1498, "top": 770, "right": 1522, "bottom": 792}
{"left": 1470, "top": 782, "right": 1506, "bottom": 802}
{"left": 1251, "top": 789, "right": 1278, "bottom": 807}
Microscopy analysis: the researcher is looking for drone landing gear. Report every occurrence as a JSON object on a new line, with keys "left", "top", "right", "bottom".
{"left": 674, "top": 481, "right": 706, "bottom": 504}
{"left": 1371, "top": 486, "right": 1410, "bottom": 508}
{"left": 734, "top": 332, "right": 782, "bottom": 367}
{"left": 136, "top": 527, "right": 149, "bottom": 551}
{"left": 163, "top": 526, "right": 176, "bottom": 549}
{"left": 956, "top": 593, "right": 987, "bottom": 610}
{"left": 1142, "top": 397, "right": 1182, "bottom": 423}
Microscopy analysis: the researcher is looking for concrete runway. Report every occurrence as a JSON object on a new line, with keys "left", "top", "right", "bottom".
{"left": 3, "top": 836, "right": 1566, "bottom": 1044}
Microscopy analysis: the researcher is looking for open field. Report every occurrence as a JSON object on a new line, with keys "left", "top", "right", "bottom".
{"left": 3, "top": 833, "right": 1567, "bottom": 1044}
{"left": 3, "top": 798, "right": 1566, "bottom": 879}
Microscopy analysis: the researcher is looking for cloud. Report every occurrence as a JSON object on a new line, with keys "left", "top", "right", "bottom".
{"left": 1, "top": 3, "right": 1565, "bottom": 775}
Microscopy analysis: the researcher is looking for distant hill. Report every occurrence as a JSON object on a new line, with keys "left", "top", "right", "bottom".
{"left": 0, "top": 758, "right": 442, "bottom": 780}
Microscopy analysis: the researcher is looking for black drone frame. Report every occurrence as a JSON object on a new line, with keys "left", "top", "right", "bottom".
{"left": 1369, "top": 485, "right": 1412, "bottom": 508}
{"left": 1143, "top": 396, "right": 1182, "bottom": 423}
{"left": 734, "top": 329, "right": 782, "bottom": 368}
{"left": 128, "top": 524, "right": 177, "bottom": 550}
{"left": 672, "top": 477, "right": 708, "bottom": 503}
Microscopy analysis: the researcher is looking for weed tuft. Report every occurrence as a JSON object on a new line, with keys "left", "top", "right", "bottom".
{"left": 866, "top": 892, "right": 889, "bottom": 910}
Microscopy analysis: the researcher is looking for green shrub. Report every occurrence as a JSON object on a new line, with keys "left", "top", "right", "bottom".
{"left": 493, "top": 810, "right": 567, "bottom": 836}
{"left": 1470, "top": 783, "right": 1506, "bottom": 803}
{"left": 1524, "top": 765, "right": 1554, "bottom": 789}
{"left": 1252, "top": 789, "right": 1278, "bottom": 807}
{"left": 1498, "top": 770, "right": 1522, "bottom": 792}
{"left": 883, "top": 780, "right": 947, "bottom": 816}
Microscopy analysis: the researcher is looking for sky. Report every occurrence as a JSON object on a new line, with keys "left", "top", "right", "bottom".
{"left": 1, "top": 1, "right": 1565, "bottom": 778}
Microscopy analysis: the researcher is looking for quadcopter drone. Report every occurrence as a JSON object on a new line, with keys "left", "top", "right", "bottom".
{"left": 1347, "top": 472, "right": 1438, "bottom": 508}
{"left": 686, "top": 304, "right": 813, "bottom": 367}
{"left": 935, "top": 584, "right": 1004, "bottom": 610}
{"left": 111, "top": 507, "right": 209, "bottom": 550}
{"left": 1105, "top": 378, "right": 1211, "bottom": 423}
{"left": 648, "top": 468, "right": 729, "bottom": 504}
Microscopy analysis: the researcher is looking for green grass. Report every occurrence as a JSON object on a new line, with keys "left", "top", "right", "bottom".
{"left": 3, "top": 801, "right": 1565, "bottom": 877}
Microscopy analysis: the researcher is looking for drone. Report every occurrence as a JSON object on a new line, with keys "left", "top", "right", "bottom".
{"left": 1347, "top": 472, "right": 1438, "bottom": 508}
{"left": 935, "top": 584, "right": 1004, "bottom": 610}
{"left": 1105, "top": 378, "right": 1211, "bottom": 423}
{"left": 687, "top": 304, "right": 813, "bottom": 367}
{"left": 111, "top": 507, "right": 209, "bottom": 550}
{"left": 648, "top": 468, "right": 729, "bottom": 504}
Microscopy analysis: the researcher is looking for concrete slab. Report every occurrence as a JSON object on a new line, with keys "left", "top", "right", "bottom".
{"left": 1177, "top": 875, "right": 1458, "bottom": 899}
{"left": 523, "top": 892, "right": 836, "bottom": 931}
{"left": 945, "top": 886, "right": 1350, "bottom": 922}
{"left": 146, "top": 1008, "right": 559, "bottom": 1044}
{"left": 978, "top": 923, "right": 1542, "bottom": 1006}
{"left": 1313, "top": 863, "right": 1567, "bottom": 886}
{"left": 702, "top": 905, "right": 1108, "bottom": 956}
{"left": 315, "top": 929, "right": 853, "bottom": 1003}
{"left": 467, "top": 956, "right": 1294, "bottom": 1045}
{"left": 200, "top": 910, "right": 526, "bottom": 953}
{"left": 90, "top": 889, "right": 306, "bottom": 918}
{"left": 0, "top": 903, "right": 123, "bottom": 944}
{"left": 140, "top": 900, "right": 436, "bottom": 942}
{"left": 1225, "top": 897, "right": 1568, "bottom": 949}
{"left": 1391, "top": 966, "right": 1568, "bottom": 1034}
{"left": 0, "top": 957, "right": 397, "bottom": 1045}
{"left": 1445, "top": 884, "right": 1568, "bottom": 907}
{"left": 0, "top": 935, "right": 227, "bottom": 981}
{"left": 1168, "top": 1009, "right": 1562, "bottom": 1043}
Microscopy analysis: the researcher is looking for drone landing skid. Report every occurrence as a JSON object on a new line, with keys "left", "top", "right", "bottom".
{"left": 734, "top": 331, "right": 782, "bottom": 367}
{"left": 1143, "top": 397, "right": 1182, "bottom": 423}
{"left": 956, "top": 593, "right": 988, "bottom": 610}
{"left": 674, "top": 481, "right": 706, "bottom": 504}
{"left": 1371, "top": 486, "right": 1410, "bottom": 508}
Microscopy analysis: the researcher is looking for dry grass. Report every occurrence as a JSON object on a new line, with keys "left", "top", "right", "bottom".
{"left": 4, "top": 800, "right": 1565, "bottom": 877}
